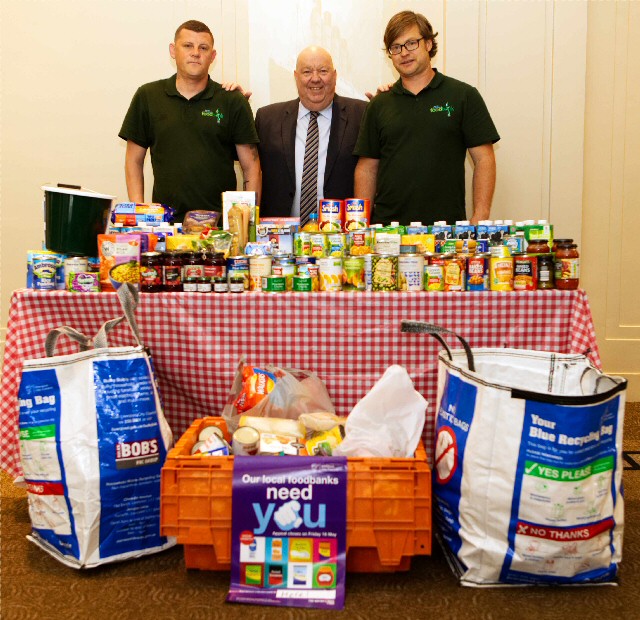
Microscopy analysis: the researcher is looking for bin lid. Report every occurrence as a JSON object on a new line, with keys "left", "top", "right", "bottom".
{"left": 41, "top": 184, "right": 116, "bottom": 200}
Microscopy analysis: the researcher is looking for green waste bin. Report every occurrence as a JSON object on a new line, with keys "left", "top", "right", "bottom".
{"left": 43, "top": 185, "right": 115, "bottom": 257}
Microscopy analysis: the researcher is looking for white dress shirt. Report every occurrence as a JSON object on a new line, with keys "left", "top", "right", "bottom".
{"left": 291, "top": 102, "right": 333, "bottom": 217}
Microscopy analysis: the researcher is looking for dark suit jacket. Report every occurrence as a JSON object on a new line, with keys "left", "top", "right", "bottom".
{"left": 255, "top": 94, "right": 367, "bottom": 217}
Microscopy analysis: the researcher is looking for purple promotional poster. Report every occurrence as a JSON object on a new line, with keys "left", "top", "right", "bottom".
{"left": 227, "top": 456, "right": 347, "bottom": 609}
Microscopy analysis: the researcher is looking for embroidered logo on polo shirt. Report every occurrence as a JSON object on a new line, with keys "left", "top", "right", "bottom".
{"left": 202, "top": 108, "right": 224, "bottom": 123}
{"left": 430, "top": 103, "right": 454, "bottom": 117}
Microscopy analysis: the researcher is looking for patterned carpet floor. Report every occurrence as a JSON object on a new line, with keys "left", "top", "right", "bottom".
{"left": 2, "top": 403, "right": 639, "bottom": 620}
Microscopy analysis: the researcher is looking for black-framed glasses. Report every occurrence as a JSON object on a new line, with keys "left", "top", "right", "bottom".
{"left": 388, "top": 37, "right": 424, "bottom": 55}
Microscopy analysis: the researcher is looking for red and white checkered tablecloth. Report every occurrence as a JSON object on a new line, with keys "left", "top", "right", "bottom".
{"left": 0, "top": 288, "right": 600, "bottom": 477}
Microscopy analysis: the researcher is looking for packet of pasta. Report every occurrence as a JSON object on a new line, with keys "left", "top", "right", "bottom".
{"left": 97, "top": 234, "right": 141, "bottom": 292}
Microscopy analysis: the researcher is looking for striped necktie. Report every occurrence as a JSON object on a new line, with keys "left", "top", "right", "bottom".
{"left": 299, "top": 111, "right": 320, "bottom": 226}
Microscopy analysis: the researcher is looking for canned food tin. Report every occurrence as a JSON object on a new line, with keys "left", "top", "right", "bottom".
{"left": 309, "top": 233, "right": 330, "bottom": 258}
{"left": 398, "top": 254, "right": 425, "bottom": 292}
{"left": 191, "top": 435, "right": 231, "bottom": 456}
{"left": 261, "top": 275, "right": 286, "bottom": 292}
{"left": 293, "top": 274, "right": 313, "bottom": 292}
{"left": 293, "top": 232, "right": 312, "bottom": 257}
{"left": 295, "top": 255, "right": 316, "bottom": 269}
{"left": 326, "top": 233, "right": 347, "bottom": 257}
{"left": 348, "top": 229, "right": 373, "bottom": 256}
{"left": 227, "top": 255, "right": 249, "bottom": 290}
{"left": 466, "top": 254, "right": 489, "bottom": 291}
{"left": 424, "top": 263, "right": 445, "bottom": 291}
{"left": 64, "top": 256, "right": 89, "bottom": 289}
{"left": 318, "top": 257, "right": 343, "bottom": 291}
{"left": 249, "top": 255, "right": 272, "bottom": 291}
{"left": 490, "top": 256, "right": 514, "bottom": 291}
{"left": 443, "top": 256, "right": 466, "bottom": 291}
{"left": 232, "top": 426, "right": 261, "bottom": 456}
{"left": 371, "top": 254, "right": 398, "bottom": 291}
{"left": 342, "top": 256, "right": 365, "bottom": 291}
{"left": 513, "top": 254, "right": 538, "bottom": 291}
{"left": 364, "top": 253, "right": 373, "bottom": 291}
{"left": 344, "top": 198, "right": 370, "bottom": 231}
{"left": 32, "top": 254, "right": 59, "bottom": 290}
{"left": 198, "top": 426, "right": 225, "bottom": 442}
{"left": 318, "top": 199, "right": 344, "bottom": 232}
{"left": 272, "top": 257, "right": 295, "bottom": 290}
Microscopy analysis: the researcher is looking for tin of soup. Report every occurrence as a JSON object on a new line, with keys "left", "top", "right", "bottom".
{"left": 490, "top": 256, "right": 514, "bottom": 291}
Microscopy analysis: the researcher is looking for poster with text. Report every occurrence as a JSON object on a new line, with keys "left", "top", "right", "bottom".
{"left": 227, "top": 456, "right": 347, "bottom": 609}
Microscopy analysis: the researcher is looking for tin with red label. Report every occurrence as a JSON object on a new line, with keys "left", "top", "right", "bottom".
{"left": 513, "top": 254, "right": 538, "bottom": 291}
{"left": 466, "top": 254, "right": 489, "bottom": 291}
{"left": 344, "top": 198, "right": 370, "bottom": 231}
{"left": 318, "top": 199, "right": 344, "bottom": 232}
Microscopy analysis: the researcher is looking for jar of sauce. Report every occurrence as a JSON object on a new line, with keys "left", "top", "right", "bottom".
{"left": 163, "top": 252, "right": 183, "bottom": 292}
{"left": 552, "top": 239, "right": 574, "bottom": 281}
{"left": 140, "top": 252, "right": 163, "bottom": 292}
{"left": 555, "top": 243, "right": 580, "bottom": 290}
{"left": 526, "top": 239, "right": 551, "bottom": 254}
{"left": 537, "top": 254, "right": 555, "bottom": 289}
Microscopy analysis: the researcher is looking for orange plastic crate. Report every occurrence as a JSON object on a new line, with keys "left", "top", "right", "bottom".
{"left": 161, "top": 417, "right": 431, "bottom": 572}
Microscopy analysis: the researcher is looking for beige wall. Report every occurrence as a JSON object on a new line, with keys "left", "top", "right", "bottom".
{"left": 1, "top": 1, "right": 636, "bottom": 396}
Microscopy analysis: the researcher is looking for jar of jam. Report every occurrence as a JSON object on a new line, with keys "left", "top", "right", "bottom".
{"left": 197, "top": 276, "right": 212, "bottom": 293}
{"left": 555, "top": 243, "right": 580, "bottom": 290}
{"left": 163, "top": 251, "right": 183, "bottom": 292}
{"left": 526, "top": 239, "right": 551, "bottom": 254}
{"left": 537, "top": 254, "right": 555, "bottom": 289}
{"left": 182, "top": 251, "right": 204, "bottom": 280}
{"left": 140, "top": 252, "right": 163, "bottom": 292}
{"left": 204, "top": 252, "right": 227, "bottom": 279}
{"left": 213, "top": 276, "right": 228, "bottom": 293}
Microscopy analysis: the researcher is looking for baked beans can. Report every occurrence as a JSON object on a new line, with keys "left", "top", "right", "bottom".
{"left": 232, "top": 426, "right": 260, "bottom": 456}
{"left": 344, "top": 198, "right": 370, "bottom": 231}
{"left": 398, "top": 254, "right": 425, "bottom": 292}
{"left": 293, "top": 274, "right": 313, "bottom": 292}
{"left": 261, "top": 275, "right": 286, "bottom": 292}
{"left": 466, "top": 254, "right": 489, "bottom": 291}
{"left": 513, "top": 254, "right": 538, "bottom": 291}
{"left": 318, "top": 199, "right": 344, "bottom": 232}
{"left": 490, "top": 256, "right": 514, "bottom": 291}
{"left": 342, "top": 256, "right": 365, "bottom": 291}
{"left": 443, "top": 255, "right": 466, "bottom": 291}
{"left": 371, "top": 254, "right": 398, "bottom": 291}
{"left": 249, "top": 255, "right": 272, "bottom": 291}
{"left": 318, "top": 257, "right": 343, "bottom": 291}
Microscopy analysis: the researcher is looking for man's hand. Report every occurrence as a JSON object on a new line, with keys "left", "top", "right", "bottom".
{"left": 365, "top": 82, "right": 394, "bottom": 101}
{"left": 221, "top": 82, "right": 252, "bottom": 99}
{"left": 274, "top": 500, "right": 303, "bottom": 531}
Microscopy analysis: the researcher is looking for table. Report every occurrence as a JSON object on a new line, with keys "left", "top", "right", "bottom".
{"left": 0, "top": 289, "right": 601, "bottom": 477}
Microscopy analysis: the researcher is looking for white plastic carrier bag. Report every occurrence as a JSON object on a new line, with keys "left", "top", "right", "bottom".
{"left": 18, "top": 283, "right": 175, "bottom": 568}
{"left": 401, "top": 321, "right": 626, "bottom": 586}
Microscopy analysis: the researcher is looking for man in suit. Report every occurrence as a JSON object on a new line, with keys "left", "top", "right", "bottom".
{"left": 255, "top": 46, "right": 367, "bottom": 221}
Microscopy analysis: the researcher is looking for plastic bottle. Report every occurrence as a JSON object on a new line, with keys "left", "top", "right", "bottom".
{"left": 302, "top": 212, "right": 320, "bottom": 232}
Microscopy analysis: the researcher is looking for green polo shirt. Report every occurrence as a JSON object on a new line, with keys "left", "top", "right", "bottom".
{"left": 354, "top": 70, "right": 499, "bottom": 225}
{"left": 119, "top": 75, "right": 259, "bottom": 220}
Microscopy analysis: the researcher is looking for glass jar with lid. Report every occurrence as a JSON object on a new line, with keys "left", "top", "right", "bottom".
{"left": 537, "top": 254, "right": 555, "bottom": 290}
{"left": 526, "top": 239, "right": 551, "bottom": 255}
{"left": 555, "top": 243, "right": 580, "bottom": 290}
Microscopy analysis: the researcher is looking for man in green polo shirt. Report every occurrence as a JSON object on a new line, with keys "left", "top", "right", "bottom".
{"left": 354, "top": 11, "right": 499, "bottom": 226}
{"left": 119, "top": 20, "right": 261, "bottom": 222}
